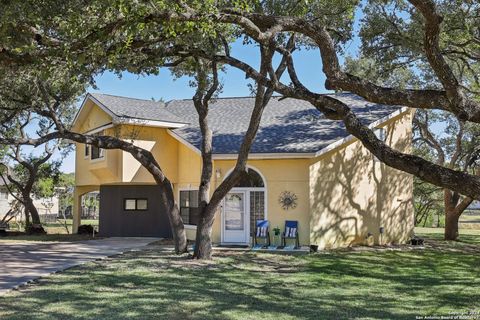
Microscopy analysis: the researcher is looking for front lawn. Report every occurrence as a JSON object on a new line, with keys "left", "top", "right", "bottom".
{"left": 1, "top": 239, "right": 479, "bottom": 320}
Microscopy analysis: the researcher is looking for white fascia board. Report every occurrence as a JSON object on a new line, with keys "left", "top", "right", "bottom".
{"left": 71, "top": 94, "right": 117, "bottom": 131}
{"left": 166, "top": 129, "right": 202, "bottom": 155}
{"left": 83, "top": 123, "right": 114, "bottom": 135}
{"left": 314, "top": 106, "right": 410, "bottom": 158}
{"left": 116, "top": 117, "right": 187, "bottom": 129}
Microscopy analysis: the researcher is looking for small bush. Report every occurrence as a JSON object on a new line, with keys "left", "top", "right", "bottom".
{"left": 77, "top": 224, "right": 96, "bottom": 235}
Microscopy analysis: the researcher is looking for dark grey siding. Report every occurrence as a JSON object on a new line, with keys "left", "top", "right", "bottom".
{"left": 99, "top": 185, "right": 172, "bottom": 238}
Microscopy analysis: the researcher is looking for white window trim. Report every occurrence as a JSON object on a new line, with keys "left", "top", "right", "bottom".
{"left": 178, "top": 187, "right": 200, "bottom": 229}
{"left": 84, "top": 145, "right": 90, "bottom": 160}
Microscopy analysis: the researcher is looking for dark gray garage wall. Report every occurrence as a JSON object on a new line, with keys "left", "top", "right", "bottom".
{"left": 99, "top": 185, "right": 172, "bottom": 238}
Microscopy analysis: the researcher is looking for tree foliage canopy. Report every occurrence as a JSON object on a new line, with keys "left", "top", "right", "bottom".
{"left": 1, "top": 0, "right": 480, "bottom": 201}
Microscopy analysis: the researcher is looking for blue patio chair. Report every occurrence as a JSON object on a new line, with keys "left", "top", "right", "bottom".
{"left": 253, "top": 219, "right": 270, "bottom": 248}
{"left": 281, "top": 220, "right": 300, "bottom": 249}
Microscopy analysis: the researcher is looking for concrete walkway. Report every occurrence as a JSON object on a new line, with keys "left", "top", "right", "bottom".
{"left": 0, "top": 237, "right": 158, "bottom": 295}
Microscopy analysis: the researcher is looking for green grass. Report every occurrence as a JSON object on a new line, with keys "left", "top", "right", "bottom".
{"left": 3, "top": 219, "right": 99, "bottom": 239}
{"left": 1, "top": 239, "right": 479, "bottom": 320}
{"left": 0, "top": 219, "right": 99, "bottom": 242}
{"left": 415, "top": 227, "right": 480, "bottom": 245}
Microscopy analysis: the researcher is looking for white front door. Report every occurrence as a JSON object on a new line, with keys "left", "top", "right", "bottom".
{"left": 222, "top": 191, "right": 249, "bottom": 244}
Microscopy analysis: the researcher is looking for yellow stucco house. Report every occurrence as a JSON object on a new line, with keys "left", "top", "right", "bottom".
{"left": 72, "top": 92, "right": 414, "bottom": 249}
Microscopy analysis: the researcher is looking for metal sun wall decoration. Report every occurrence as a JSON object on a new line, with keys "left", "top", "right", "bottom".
{"left": 279, "top": 191, "right": 298, "bottom": 210}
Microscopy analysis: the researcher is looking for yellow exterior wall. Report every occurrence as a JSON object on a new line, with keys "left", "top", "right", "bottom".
{"left": 77, "top": 101, "right": 112, "bottom": 133}
{"left": 119, "top": 125, "right": 179, "bottom": 184}
{"left": 309, "top": 111, "right": 414, "bottom": 249}
{"left": 173, "top": 143, "right": 203, "bottom": 240}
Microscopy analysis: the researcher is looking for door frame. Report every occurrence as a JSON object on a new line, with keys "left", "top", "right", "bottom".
{"left": 221, "top": 189, "right": 250, "bottom": 245}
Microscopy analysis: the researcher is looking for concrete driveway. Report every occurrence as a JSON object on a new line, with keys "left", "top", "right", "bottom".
{"left": 0, "top": 237, "right": 158, "bottom": 295}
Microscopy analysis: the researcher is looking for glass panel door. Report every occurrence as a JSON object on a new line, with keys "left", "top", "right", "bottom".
{"left": 223, "top": 191, "right": 248, "bottom": 243}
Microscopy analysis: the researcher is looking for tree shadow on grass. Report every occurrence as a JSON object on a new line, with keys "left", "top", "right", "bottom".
{"left": 1, "top": 247, "right": 479, "bottom": 320}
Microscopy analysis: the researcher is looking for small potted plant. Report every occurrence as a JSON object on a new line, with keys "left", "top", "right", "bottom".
{"left": 273, "top": 226, "right": 281, "bottom": 236}
{"left": 272, "top": 226, "right": 281, "bottom": 247}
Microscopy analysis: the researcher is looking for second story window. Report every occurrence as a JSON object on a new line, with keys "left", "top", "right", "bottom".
{"left": 91, "top": 145, "right": 104, "bottom": 160}
{"left": 89, "top": 130, "right": 105, "bottom": 160}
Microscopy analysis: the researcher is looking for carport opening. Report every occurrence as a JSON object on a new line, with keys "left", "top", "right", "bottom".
{"left": 80, "top": 191, "right": 100, "bottom": 230}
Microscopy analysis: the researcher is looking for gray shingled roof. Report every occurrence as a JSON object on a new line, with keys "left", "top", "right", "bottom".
{"left": 90, "top": 93, "right": 187, "bottom": 124}
{"left": 166, "top": 93, "right": 403, "bottom": 154}
{"left": 88, "top": 92, "right": 403, "bottom": 154}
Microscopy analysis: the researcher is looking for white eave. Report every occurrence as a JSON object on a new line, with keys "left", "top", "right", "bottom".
{"left": 117, "top": 117, "right": 187, "bottom": 129}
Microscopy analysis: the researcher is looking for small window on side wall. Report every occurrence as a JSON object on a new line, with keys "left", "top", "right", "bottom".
{"left": 374, "top": 127, "right": 387, "bottom": 142}
{"left": 84, "top": 145, "right": 90, "bottom": 158}
{"left": 124, "top": 198, "right": 148, "bottom": 211}
{"left": 373, "top": 127, "right": 387, "bottom": 163}
{"left": 0, "top": 191, "right": 8, "bottom": 200}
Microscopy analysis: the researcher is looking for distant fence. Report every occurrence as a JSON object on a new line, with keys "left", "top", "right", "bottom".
{"left": 39, "top": 214, "right": 59, "bottom": 224}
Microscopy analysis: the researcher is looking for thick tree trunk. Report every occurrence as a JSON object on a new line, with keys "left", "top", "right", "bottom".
{"left": 193, "top": 206, "right": 217, "bottom": 259}
{"left": 168, "top": 204, "right": 188, "bottom": 254}
{"left": 444, "top": 211, "right": 460, "bottom": 241}
{"left": 24, "top": 206, "right": 30, "bottom": 225}
{"left": 24, "top": 197, "right": 46, "bottom": 234}
{"left": 443, "top": 189, "right": 473, "bottom": 241}
{"left": 159, "top": 184, "right": 187, "bottom": 253}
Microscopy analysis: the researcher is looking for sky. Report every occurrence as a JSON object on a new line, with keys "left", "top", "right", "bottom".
{"left": 54, "top": 8, "right": 364, "bottom": 173}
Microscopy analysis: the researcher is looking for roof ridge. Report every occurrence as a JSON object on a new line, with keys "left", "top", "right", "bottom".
{"left": 165, "top": 93, "right": 355, "bottom": 104}
{"left": 167, "top": 95, "right": 284, "bottom": 103}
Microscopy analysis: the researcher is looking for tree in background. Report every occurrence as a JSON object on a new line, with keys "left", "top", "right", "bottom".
{"left": 413, "top": 179, "right": 443, "bottom": 228}
{"left": 56, "top": 172, "right": 75, "bottom": 218}
{"left": 0, "top": 149, "right": 63, "bottom": 234}
{"left": 414, "top": 110, "right": 479, "bottom": 239}
{"left": 345, "top": 59, "right": 480, "bottom": 240}
{"left": 0, "top": 109, "right": 67, "bottom": 233}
